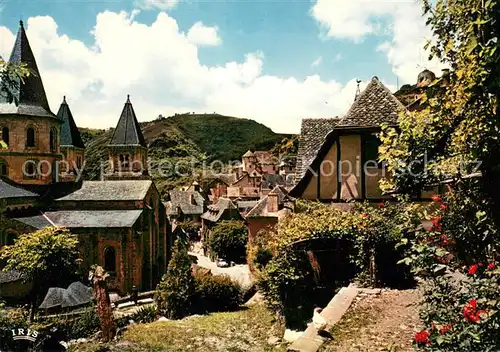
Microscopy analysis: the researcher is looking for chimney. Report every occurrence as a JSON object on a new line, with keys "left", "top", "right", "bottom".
{"left": 267, "top": 192, "right": 279, "bottom": 213}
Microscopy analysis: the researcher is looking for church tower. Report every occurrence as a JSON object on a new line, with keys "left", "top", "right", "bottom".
{"left": 56, "top": 96, "right": 85, "bottom": 182}
{"left": 105, "top": 95, "right": 149, "bottom": 180}
{"left": 0, "top": 21, "right": 62, "bottom": 185}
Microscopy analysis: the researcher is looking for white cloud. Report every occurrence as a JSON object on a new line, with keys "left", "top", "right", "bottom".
{"left": 311, "top": 56, "right": 322, "bottom": 67}
{"left": 332, "top": 53, "right": 343, "bottom": 63}
{"left": 187, "top": 22, "right": 221, "bottom": 46}
{"left": 136, "top": 0, "right": 180, "bottom": 10}
{"left": 311, "top": 0, "right": 446, "bottom": 84}
{"left": 0, "top": 12, "right": 372, "bottom": 134}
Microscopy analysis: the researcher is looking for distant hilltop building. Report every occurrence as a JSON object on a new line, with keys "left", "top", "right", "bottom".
{"left": 0, "top": 21, "right": 168, "bottom": 297}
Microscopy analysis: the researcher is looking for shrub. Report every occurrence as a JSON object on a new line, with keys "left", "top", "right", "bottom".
{"left": 129, "top": 305, "right": 157, "bottom": 324}
{"left": 0, "top": 308, "right": 29, "bottom": 351}
{"left": 256, "top": 201, "right": 418, "bottom": 328}
{"left": 193, "top": 272, "right": 242, "bottom": 313}
{"left": 209, "top": 220, "right": 248, "bottom": 264}
{"left": 156, "top": 240, "right": 196, "bottom": 319}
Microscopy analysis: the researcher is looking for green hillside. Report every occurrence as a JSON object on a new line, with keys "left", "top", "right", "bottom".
{"left": 82, "top": 113, "right": 292, "bottom": 198}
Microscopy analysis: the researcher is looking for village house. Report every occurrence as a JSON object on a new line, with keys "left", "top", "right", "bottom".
{"left": 290, "top": 74, "right": 440, "bottom": 202}
{"left": 0, "top": 21, "right": 168, "bottom": 296}
{"left": 246, "top": 185, "right": 295, "bottom": 245}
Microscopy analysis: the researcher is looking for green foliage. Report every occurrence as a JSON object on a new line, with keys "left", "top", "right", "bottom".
{"left": 0, "top": 308, "right": 29, "bottom": 351}
{"left": 270, "top": 136, "right": 299, "bottom": 157}
{"left": 256, "top": 201, "right": 418, "bottom": 328}
{"left": 209, "top": 220, "right": 248, "bottom": 264}
{"left": 193, "top": 272, "right": 242, "bottom": 313}
{"left": 129, "top": 305, "right": 157, "bottom": 324}
{"left": 0, "top": 59, "right": 31, "bottom": 106}
{"left": 178, "top": 220, "right": 201, "bottom": 240}
{"left": 0, "top": 227, "right": 80, "bottom": 296}
{"left": 156, "top": 240, "right": 196, "bottom": 319}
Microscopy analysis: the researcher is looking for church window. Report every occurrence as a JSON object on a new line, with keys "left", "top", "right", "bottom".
{"left": 26, "top": 127, "right": 36, "bottom": 147}
{"left": 2, "top": 127, "right": 9, "bottom": 146}
{"left": 24, "top": 160, "right": 37, "bottom": 178}
{"left": 50, "top": 128, "right": 57, "bottom": 152}
{"left": 0, "top": 160, "right": 8, "bottom": 177}
{"left": 104, "top": 246, "right": 116, "bottom": 273}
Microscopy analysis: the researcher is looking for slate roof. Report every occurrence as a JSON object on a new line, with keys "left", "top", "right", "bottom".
{"left": 201, "top": 197, "right": 239, "bottom": 222}
{"left": 0, "top": 179, "right": 39, "bottom": 199}
{"left": 14, "top": 213, "right": 52, "bottom": 229}
{"left": 166, "top": 190, "right": 205, "bottom": 216}
{"left": 43, "top": 210, "right": 142, "bottom": 228}
{"left": 246, "top": 186, "right": 293, "bottom": 218}
{"left": 295, "top": 118, "right": 339, "bottom": 182}
{"left": 56, "top": 180, "right": 152, "bottom": 201}
{"left": 336, "top": 77, "right": 405, "bottom": 128}
{"left": 57, "top": 96, "right": 85, "bottom": 148}
{"left": 0, "top": 21, "right": 57, "bottom": 119}
{"left": 39, "top": 281, "right": 93, "bottom": 309}
{"left": 207, "top": 173, "right": 237, "bottom": 186}
{"left": 0, "top": 270, "right": 23, "bottom": 284}
{"left": 261, "top": 174, "right": 286, "bottom": 190}
{"left": 109, "top": 95, "right": 146, "bottom": 147}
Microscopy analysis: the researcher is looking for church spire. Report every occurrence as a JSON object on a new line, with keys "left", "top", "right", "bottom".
{"left": 108, "top": 95, "right": 146, "bottom": 147}
{"left": 57, "top": 96, "right": 85, "bottom": 148}
{"left": 0, "top": 20, "right": 56, "bottom": 118}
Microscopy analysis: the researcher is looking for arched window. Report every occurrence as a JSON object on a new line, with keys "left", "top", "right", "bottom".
{"left": 24, "top": 160, "right": 37, "bottom": 178}
{"left": 104, "top": 247, "right": 116, "bottom": 273}
{"left": 50, "top": 128, "right": 57, "bottom": 152}
{"left": 26, "top": 127, "right": 36, "bottom": 147}
{"left": 0, "top": 159, "right": 8, "bottom": 177}
{"left": 2, "top": 127, "right": 9, "bottom": 146}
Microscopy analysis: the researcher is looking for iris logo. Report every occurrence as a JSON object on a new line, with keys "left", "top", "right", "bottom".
{"left": 11, "top": 328, "right": 39, "bottom": 342}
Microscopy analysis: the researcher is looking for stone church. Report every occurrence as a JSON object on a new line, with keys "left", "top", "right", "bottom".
{"left": 0, "top": 21, "right": 168, "bottom": 296}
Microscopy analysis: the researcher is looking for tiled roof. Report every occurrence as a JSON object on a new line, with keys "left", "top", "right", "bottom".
{"left": 201, "top": 197, "right": 240, "bottom": 222}
{"left": 206, "top": 173, "right": 237, "bottom": 186}
{"left": 109, "top": 95, "right": 146, "bottom": 147}
{"left": 0, "top": 270, "right": 23, "bottom": 284}
{"left": 336, "top": 77, "right": 405, "bottom": 128}
{"left": 242, "top": 150, "right": 255, "bottom": 157}
{"left": 166, "top": 190, "right": 205, "bottom": 216}
{"left": 261, "top": 174, "right": 286, "bottom": 190}
{"left": 0, "top": 21, "right": 57, "bottom": 119}
{"left": 246, "top": 186, "right": 293, "bottom": 218}
{"left": 0, "top": 179, "right": 39, "bottom": 199}
{"left": 295, "top": 118, "right": 339, "bottom": 182}
{"left": 236, "top": 200, "right": 260, "bottom": 210}
{"left": 56, "top": 180, "right": 152, "bottom": 201}
{"left": 14, "top": 213, "right": 52, "bottom": 229}
{"left": 57, "top": 96, "right": 85, "bottom": 148}
{"left": 44, "top": 210, "right": 142, "bottom": 228}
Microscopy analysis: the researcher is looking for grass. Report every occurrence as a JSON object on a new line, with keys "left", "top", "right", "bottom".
{"left": 69, "top": 304, "right": 285, "bottom": 352}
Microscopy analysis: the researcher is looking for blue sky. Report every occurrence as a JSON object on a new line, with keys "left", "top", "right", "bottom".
{"left": 0, "top": 0, "right": 443, "bottom": 133}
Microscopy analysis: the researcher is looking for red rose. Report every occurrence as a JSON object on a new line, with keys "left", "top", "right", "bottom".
{"left": 439, "top": 324, "right": 452, "bottom": 335}
{"left": 414, "top": 330, "right": 430, "bottom": 345}
{"left": 468, "top": 264, "right": 479, "bottom": 275}
{"left": 440, "top": 203, "right": 447, "bottom": 210}
{"left": 432, "top": 195, "right": 442, "bottom": 202}
{"left": 463, "top": 299, "right": 484, "bottom": 323}
{"left": 488, "top": 263, "right": 495, "bottom": 270}
{"left": 378, "top": 202, "right": 384, "bottom": 207}
{"left": 469, "top": 299, "right": 477, "bottom": 309}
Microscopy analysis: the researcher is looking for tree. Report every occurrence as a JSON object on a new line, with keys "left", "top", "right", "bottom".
{"left": 0, "top": 226, "right": 80, "bottom": 320}
{"left": 156, "top": 239, "right": 196, "bottom": 319}
{"left": 209, "top": 220, "right": 248, "bottom": 263}
{"left": 0, "top": 59, "right": 31, "bottom": 106}
{"left": 379, "top": 0, "right": 500, "bottom": 229}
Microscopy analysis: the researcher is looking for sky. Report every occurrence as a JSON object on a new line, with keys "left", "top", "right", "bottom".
{"left": 0, "top": 0, "right": 445, "bottom": 134}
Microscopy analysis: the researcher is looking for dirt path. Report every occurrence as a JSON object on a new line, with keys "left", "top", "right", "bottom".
{"left": 322, "top": 289, "right": 422, "bottom": 352}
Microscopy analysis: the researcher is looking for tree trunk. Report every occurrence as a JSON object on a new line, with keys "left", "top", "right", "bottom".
{"left": 91, "top": 266, "right": 116, "bottom": 342}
